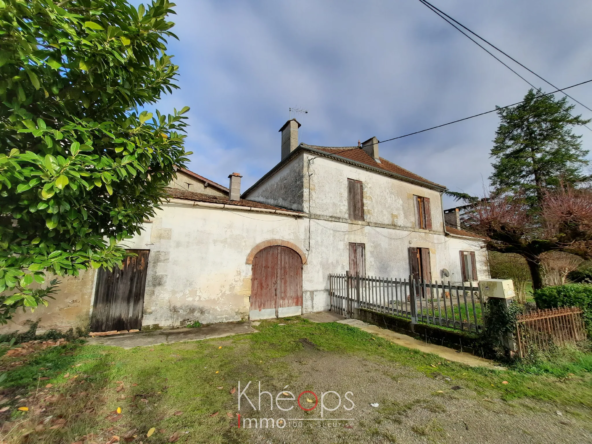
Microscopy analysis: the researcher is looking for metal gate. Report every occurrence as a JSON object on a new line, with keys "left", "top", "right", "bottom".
{"left": 250, "top": 246, "right": 303, "bottom": 320}
{"left": 90, "top": 250, "right": 150, "bottom": 332}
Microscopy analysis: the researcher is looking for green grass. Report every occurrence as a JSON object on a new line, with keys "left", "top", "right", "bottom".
{"left": 0, "top": 318, "right": 591, "bottom": 443}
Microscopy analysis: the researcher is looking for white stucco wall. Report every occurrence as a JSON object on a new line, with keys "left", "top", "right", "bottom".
{"left": 118, "top": 198, "right": 488, "bottom": 328}
{"left": 303, "top": 153, "right": 444, "bottom": 232}
{"left": 245, "top": 155, "right": 304, "bottom": 211}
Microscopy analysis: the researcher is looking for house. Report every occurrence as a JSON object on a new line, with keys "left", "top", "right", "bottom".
{"left": 0, "top": 120, "right": 489, "bottom": 333}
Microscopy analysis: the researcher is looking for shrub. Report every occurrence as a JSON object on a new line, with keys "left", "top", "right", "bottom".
{"left": 534, "top": 284, "right": 592, "bottom": 337}
{"left": 568, "top": 268, "right": 592, "bottom": 284}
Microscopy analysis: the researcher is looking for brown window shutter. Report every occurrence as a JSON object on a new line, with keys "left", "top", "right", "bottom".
{"left": 357, "top": 243, "right": 366, "bottom": 276}
{"left": 408, "top": 247, "right": 420, "bottom": 280}
{"left": 459, "top": 251, "right": 467, "bottom": 281}
{"left": 349, "top": 243, "right": 357, "bottom": 276}
{"left": 348, "top": 179, "right": 355, "bottom": 220}
{"left": 470, "top": 251, "right": 478, "bottom": 280}
{"left": 420, "top": 248, "right": 432, "bottom": 282}
{"left": 424, "top": 197, "right": 432, "bottom": 230}
{"left": 356, "top": 181, "right": 364, "bottom": 221}
{"left": 415, "top": 196, "right": 422, "bottom": 228}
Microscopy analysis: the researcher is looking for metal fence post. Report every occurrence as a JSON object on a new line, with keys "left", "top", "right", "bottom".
{"left": 346, "top": 271, "right": 351, "bottom": 318}
{"left": 355, "top": 272, "right": 361, "bottom": 317}
{"left": 409, "top": 275, "right": 417, "bottom": 325}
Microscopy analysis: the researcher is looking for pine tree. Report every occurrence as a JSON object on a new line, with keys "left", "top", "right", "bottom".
{"left": 490, "top": 89, "right": 590, "bottom": 206}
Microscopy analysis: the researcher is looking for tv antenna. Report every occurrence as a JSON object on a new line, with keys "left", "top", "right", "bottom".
{"left": 289, "top": 107, "right": 308, "bottom": 119}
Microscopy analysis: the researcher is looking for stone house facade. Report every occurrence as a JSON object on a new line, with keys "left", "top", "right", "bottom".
{"left": 1, "top": 120, "right": 489, "bottom": 333}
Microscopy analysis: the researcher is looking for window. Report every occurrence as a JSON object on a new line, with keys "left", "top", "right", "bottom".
{"left": 415, "top": 196, "right": 432, "bottom": 230}
{"left": 460, "top": 251, "right": 478, "bottom": 282}
{"left": 408, "top": 247, "right": 432, "bottom": 282}
{"left": 348, "top": 179, "right": 364, "bottom": 221}
{"left": 349, "top": 243, "right": 366, "bottom": 277}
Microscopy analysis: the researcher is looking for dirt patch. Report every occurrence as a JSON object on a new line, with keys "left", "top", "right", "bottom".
{"left": 245, "top": 352, "right": 592, "bottom": 443}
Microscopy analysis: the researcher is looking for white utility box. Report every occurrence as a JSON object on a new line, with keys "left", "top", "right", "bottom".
{"left": 479, "top": 279, "right": 515, "bottom": 299}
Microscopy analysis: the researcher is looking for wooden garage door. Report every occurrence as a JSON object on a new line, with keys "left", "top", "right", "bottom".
{"left": 90, "top": 250, "right": 150, "bottom": 332}
{"left": 251, "top": 246, "right": 303, "bottom": 320}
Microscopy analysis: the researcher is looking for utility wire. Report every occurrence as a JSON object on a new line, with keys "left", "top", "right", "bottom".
{"left": 418, "top": 1, "right": 538, "bottom": 91}
{"left": 373, "top": 78, "right": 592, "bottom": 145}
{"left": 419, "top": 0, "right": 592, "bottom": 114}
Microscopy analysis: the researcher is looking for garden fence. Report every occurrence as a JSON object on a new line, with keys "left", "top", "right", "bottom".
{"left": 516, "top": 307, "right": 587, "bottom": 358}
{"left": 329, "top": 272, "right": 484, "bottom": 333}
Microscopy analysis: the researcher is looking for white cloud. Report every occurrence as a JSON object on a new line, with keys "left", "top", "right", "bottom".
{"left": 137, "top": 0, "right": 592, "bottom": 207}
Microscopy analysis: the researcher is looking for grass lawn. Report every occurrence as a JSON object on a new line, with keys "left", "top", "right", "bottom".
{"left": 0, "top": 318, "right": 591, "bottom": 443}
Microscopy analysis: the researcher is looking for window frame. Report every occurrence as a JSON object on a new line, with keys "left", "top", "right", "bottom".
{"left": 414, "top": 196, "right": 432, "bottom": 230}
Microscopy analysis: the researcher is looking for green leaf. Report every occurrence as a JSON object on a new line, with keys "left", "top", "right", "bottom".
{"left": 139, "top": 112, "right": 153, "bottom": 124}
{"left": 41, "top": 188, "right": 55, "bottom": 200}
{"left": 44, "top": 154, "right": 56, "bottom": 173}
{"left": 105, "top": 183, "right": 113, "bottom": 195}
{"left": 79, "top": 60, "right": 88, "bottom": 71}
{"left": 120, "top": 36, "right": 131, "bottom": 46}
{"left": 55, "top": 175, "right": 69, "bottom": 190}
{"left": 26, "top": 69, "right": 40, "bottom": 90}
{"left": 46, "top": 216, "right": 58, "bottom": 230}
{"left": 31, "top": 237, "right": 41, "bottom": 244}
{"left": 17, "top": 183, "right": 31, "bottom": 193}
{"left": 21, "top": 275, "right": 33, "bottom": 286}
{"left": 0, "top": 51, "right": 10, "bottom": 67}
{"left": 71, "top": 142, "right": 80, "bottom": 156}
{"left": 9, "top": 148, "right": 19, "bottom": 157}
{"left": 47, "top": 57, "right": 62, "bottom": 70}
{"left": 37, "top": 118, "right": 46, "bottom": 129}
{"left": 84, "top": 21, "right": 104, "bottom": 31}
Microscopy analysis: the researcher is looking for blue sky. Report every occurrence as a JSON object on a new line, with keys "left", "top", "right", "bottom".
{"left": 134, "top": 0, "right": 592, "bottom": 207}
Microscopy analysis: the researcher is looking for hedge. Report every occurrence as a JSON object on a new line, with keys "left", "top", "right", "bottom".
{"left": 568, "top": 268, "right": 592, "bottom": 284}
{"left": 534, "top": 284, "right": 592, "bottom": 337}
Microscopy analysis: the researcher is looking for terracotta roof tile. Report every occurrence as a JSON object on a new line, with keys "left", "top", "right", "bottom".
{"left": 165, "top": 187, "right": 302, "bottom": 213}
{"left": 446, "top": 226, "right": 486, "bottom": 239}
{"left": 303, "top": 145, "right": 445, "bottom": 189}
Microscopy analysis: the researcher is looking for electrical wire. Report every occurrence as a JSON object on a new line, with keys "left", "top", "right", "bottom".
{"left": 373, "top": 78, "right": 592, "bottom": 145}
{"left": 419, "top": 1, "right": 538, "bottom": 91}
{"left": 419, "top": 0, "right": 592, "bottom": 113}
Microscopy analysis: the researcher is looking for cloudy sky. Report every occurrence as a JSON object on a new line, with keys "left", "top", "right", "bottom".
{"left": 137, "top": 0, "right": 592, "bottom": 207}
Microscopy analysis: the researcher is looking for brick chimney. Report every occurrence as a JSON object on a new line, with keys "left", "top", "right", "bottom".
{"left": 228, "top": 173, "right": 242, "bottom": 201}
{"left": 279, "top": 119, "right": 301, "bottom": 160}
{"left": 362, "top": 137, "right": 380, "bottom": 162}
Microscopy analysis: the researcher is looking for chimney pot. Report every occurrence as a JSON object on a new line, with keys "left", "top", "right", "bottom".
{"left": 228, "top": 173, "right": 242, "bottom": 201}
{"left": 362, "top": 136, "right": 379, "bottom": 162}
{"left": 279, "top": 119, "right": 301, "bottom": 160}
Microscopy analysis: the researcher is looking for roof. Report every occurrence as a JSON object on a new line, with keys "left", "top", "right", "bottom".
{"left": 306, "top": 145, "right": 445, "bottom": 189}
{"left": 445, "top": 226, "right": 486, "bottom": 240}
{"left": 165, "top": 187, "right": 303, "bottom": 214}
{"left": 176, "top": 167, "right": 229, "bottom": 193}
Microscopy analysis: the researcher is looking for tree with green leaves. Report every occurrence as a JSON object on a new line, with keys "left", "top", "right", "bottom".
{"left": 490, "top": 89, "right": 590, "bottom": 206}
{"left": 465, "top": 90, "right": 592, "bottom": 290}
{"left": 0, "top": 0, "right": 191, "bottom": 322}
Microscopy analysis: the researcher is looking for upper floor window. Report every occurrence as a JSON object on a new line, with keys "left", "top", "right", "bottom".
{"left": 415, "top": 196, "right": 432, "bottom": 230}
{"left": 348, "top": 179, "right": 364, "bottom": 221}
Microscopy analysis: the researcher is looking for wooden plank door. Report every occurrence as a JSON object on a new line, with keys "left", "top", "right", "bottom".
{"left": 276, "top": 246, "right": 303, "bottom": 317}
{"left": 90, "top": 250, "right": 150, "bottom": 332}
{"left": 251, "top": 246, "right": 302, "bottom": 320}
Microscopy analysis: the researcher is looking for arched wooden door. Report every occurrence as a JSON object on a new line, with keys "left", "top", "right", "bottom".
{"left": 250, "top": 246, "right": 303, "bottom": 320}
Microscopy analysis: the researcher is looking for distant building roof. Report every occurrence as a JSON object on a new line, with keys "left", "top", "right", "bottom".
{"left": 445, "top": 226, "right": 486, "bottom": 240}
{"left": 165, "top": 187, "right": 303, "bottom": 214}
{"left": 176, "top": 167, "right": 229, "bottom": 193}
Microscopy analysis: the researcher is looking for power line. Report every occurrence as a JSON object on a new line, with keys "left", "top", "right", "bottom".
{"left": 419, "top": 0, "right": 592, "bottom": 114}
{"left": 418, "top": 0, "right": 538, "bottom": 91}
{"left": 377, "top": 78, "right": 592, "bottom": 145}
